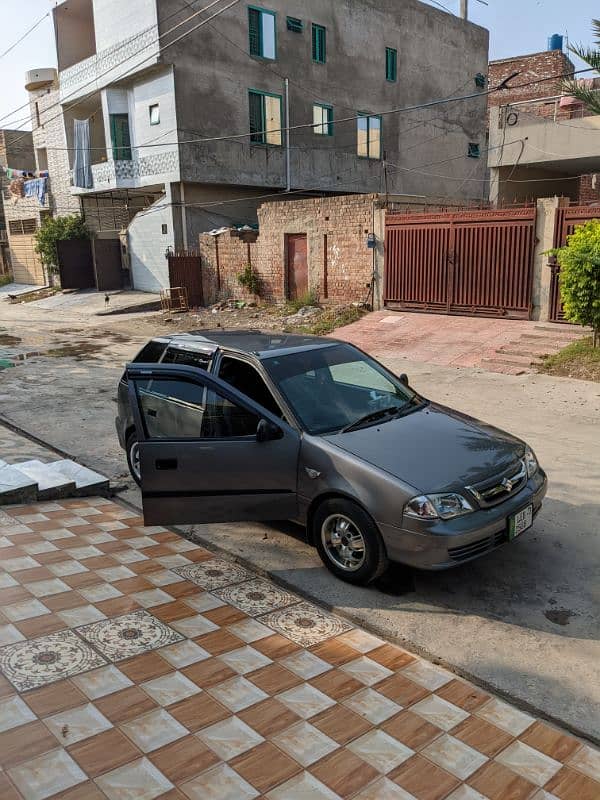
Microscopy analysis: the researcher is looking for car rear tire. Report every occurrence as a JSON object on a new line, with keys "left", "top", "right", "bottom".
{"left": 313, "top": 498, "right": 388, "bottom": 586}
{"left": 125, "top": 431, "right": 141, "bottom": 487}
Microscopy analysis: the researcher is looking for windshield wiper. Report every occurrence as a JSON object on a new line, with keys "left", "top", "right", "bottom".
{"left": 341, "top": 405, "right": 403, "bottom": 434}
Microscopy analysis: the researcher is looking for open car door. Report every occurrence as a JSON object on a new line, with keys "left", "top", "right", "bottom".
{"left": 126, "top": 363, "right": 300, "bottom": 526}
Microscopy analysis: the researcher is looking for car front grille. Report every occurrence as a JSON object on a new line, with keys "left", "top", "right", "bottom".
{"left": 466, "top": 460, "right": 527, "bottom": 508}
{"left": 448, "top": 530, "right": 507, "bottom": 562}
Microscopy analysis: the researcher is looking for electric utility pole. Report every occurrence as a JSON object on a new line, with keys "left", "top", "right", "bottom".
{"left": 460, "top": 0, "right": 468, "bottom": 19}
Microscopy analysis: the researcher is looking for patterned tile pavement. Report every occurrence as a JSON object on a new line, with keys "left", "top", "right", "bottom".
{"left": 0, "top": 497, "right": 597, "bottom": 800}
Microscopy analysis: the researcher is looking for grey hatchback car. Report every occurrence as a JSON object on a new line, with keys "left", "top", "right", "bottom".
{"left": 116, "top": 330, "right": 547, "bottom": 585}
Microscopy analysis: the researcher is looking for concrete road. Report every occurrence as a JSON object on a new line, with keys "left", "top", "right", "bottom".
{"left": 1, "top": 301, "right": 599, "bottom": 741}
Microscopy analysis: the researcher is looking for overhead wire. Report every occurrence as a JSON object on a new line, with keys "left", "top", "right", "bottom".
{"left": 0, "top": 12, "right": 50, "bottom": 61}
{"left": 2, "top": 0, "right": 241, "bottom": 141}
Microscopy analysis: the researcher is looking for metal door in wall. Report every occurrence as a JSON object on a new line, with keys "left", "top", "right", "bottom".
{"left": 168, "top": 250, "right": 204, "bottom": 307}
{"left": 550, "top": 206, "right": 600, "bottom": 323}
{"left": 57, "top": 239, "right": 95, "bottom": 290}
{"left": 286, "top": 234, "right": 308, "bottom": 300}
{"left": 93, "top": 238, "right": 123, "bottom": 291}
{"left": 385, "top": 208, "right": 537, "bottom": 319}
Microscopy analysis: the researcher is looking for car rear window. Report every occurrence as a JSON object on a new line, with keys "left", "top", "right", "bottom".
{"left": 133, "top": 340, "right": 168, "bottom": 363}
{"left": 162, "top": 347, "right": 211, "bottom": 370}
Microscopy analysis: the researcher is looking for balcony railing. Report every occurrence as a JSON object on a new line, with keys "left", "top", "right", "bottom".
{"left": 499, "top": 92, "right": 600, "bottom": 126}
{"left": 71, "top": 150, "right": 179, "bottom": 192}
{"left": 59, "top": 26, "right": 159, "bottom": 102}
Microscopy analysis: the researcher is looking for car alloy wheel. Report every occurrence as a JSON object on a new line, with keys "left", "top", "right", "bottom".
{"left": 130, "top": 441, "right": 141, "bottom": 481}
{"left": 321, "top": 513, "right": 367, "bottom": 572}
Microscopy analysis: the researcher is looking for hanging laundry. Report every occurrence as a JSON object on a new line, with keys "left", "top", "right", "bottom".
{"left": 23, "top": 177, "right": 47, "bottom": 206}
{"left": 73, "top": 118, "right": 92, "bottom": 189}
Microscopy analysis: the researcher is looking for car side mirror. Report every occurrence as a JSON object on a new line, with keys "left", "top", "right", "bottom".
{"left": 399, "top": 373, "right": 409, "bottom": 386}
{"left": 256, "top": 418, "right": 283, "bottom": 443}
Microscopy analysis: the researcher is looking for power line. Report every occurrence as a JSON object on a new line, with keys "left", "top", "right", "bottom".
{"left": 3, "top": 0, "right": 240, "bottom": 142}
{"left": 0, "top": 0, "right": 231, "bottom": 127}
{"left": 0, "top": 12, "right": 50, "bottom": 61}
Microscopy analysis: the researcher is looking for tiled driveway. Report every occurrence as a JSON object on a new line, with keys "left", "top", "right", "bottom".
{"left": 335, "top": 311, "right": 578, "bottom": 372}
{"left": 0, "top": 498, "right": 597, "bottom": 800}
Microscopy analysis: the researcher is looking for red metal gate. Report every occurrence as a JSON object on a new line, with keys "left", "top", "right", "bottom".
{"left": 550, "top": 206, "right": 600, "bottom": 322}
{"left": 385, "top": 208, "right": 537, "bottom": 318}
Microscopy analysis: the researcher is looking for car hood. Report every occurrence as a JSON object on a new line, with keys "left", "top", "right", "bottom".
{"left": 324, "top": 403, "right": 524, "bottom": 493}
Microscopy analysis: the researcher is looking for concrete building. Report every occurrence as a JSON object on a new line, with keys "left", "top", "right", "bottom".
{"left": 488, "top": 45, "right": 600, "bottom": 206}
{"left": 49, "top": 0, "right": 489, "bottom": 292}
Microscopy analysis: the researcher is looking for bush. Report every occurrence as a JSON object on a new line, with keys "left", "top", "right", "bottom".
{"left": 34, "top": 215, "right": 89, "bottom": 275}
{"left": 286, "top": 289, "right": 319, "bottom": 313}
{"left": 237, "top": 264, "right": 261, "bottom": 296}
{"left": 553, "top": 219, "right": 600, "bottom": 347}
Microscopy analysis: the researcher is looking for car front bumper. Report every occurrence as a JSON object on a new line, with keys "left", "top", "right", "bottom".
{"left": 378, "top": 469, "right": 548, "bottom": 570}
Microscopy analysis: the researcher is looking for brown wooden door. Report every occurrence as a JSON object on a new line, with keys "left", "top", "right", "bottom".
{"left": 286, "top": 234, "right": 308, "bottom": 300}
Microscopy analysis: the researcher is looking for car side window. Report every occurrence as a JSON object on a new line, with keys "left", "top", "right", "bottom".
{"left": 218, "top": 357, "right": 283, "bottom": 419}
{"left": 162, "top": 347, "right": 211, "bottom": 370}
{"left": 134, "top": 377, "right": 260, "bottom": 440}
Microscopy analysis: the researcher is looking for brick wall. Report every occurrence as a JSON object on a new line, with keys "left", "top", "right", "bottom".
{"left": 577, "top": 174, "right": 600, "bottom": 205}
{"left": 199, "top": 194, "right": 378, "bottom": 305}
{"left": 488, "top": 50, "right": 575, "bottom": 108}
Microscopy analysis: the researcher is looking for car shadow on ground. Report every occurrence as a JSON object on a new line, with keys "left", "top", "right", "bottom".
{"left": 263, "top": 494, "right": 598, "bottom": 643}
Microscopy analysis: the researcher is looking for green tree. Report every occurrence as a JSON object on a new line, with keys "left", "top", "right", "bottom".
{"left": 34, "top": 215, "right": 89, "bottom": 276}
{"left": 553, "top": 220, "right": 600, "bottom": 346}
{"left": 565, "top": 20, "right": 600, "bottom": 114}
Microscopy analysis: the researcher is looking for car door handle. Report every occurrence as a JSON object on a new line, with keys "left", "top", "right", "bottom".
{"left": 155, "top": 458, "right": 177, "bottom": 470}
{"left": 147, "top": 408, "right": 157, "bottom": 417}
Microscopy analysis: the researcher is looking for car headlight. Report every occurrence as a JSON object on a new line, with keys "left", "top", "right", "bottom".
{"left": 404, "top": 493, "right": 474, "bottom": 521}
{"left": 524, "top": 446, "right": 538, "bottom": 478}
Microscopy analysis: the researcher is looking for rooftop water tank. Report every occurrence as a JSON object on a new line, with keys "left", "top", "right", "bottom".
{"left": 548, "top": 34, "right": 564, "bottom": 52}
{"left": 24, "top": 68, "right": 57, "bottom": 92}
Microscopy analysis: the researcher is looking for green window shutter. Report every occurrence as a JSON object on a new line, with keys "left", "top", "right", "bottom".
{"left": 249, "top": 91, "right": 265, "bottom": 143}
{"left": 110, "top": 114, "right": 132, "bottom": 161}
{"left": 386, "top": 48, "right": 397, "bottom": 82}
{"left": 312, "top": 24, "right": 326, "bottom": 63}
{"left": 248, "top": 7, "right": 261, "bottom": 56}
{"left": 286, "top": 16, "right": 303, "bottom": 32}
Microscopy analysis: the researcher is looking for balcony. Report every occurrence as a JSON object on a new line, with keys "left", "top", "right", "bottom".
{"left": 71, "top": 150, "right": 180, "bottom": 195}
{"left": 489, "top": 100, "right": 600, "bottom": 171}
{"left": 488, "top": 100, "right": 600, "bottom": 204}
{"left": 59, "top": 26, "right": 159, "bottom": 103}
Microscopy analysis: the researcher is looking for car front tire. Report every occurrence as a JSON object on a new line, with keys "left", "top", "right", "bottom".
{"left": 125, "top": 431, "right": 141, "bottom": 487}
{"left": 314, "top": 498, "right": 388, "bottom": 586}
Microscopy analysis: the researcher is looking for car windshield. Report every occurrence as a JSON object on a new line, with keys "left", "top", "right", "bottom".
{"left": 263, "top": 343, "right": 419, "bottom": 434}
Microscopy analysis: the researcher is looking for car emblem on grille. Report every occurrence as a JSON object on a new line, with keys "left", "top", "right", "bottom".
{"left": 501, "top": 477, "right": 514, "bottom": 492}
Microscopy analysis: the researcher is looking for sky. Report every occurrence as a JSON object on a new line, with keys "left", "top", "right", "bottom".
{"left": 0, "top": 0, "right": 597, "bottom": 130}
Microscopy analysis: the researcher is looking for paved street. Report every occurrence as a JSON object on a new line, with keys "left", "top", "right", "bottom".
{"left": 0, "top": 496, "right": 599, "bottom": 800}
{"left": 0, "top": 299, "right": 599, "bottom": 743}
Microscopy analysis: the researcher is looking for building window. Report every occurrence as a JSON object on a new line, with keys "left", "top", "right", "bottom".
{"left": 162, "top": 224, "right": 168, "bottom": 234}
{"left": 149, "top": 104, "right": 160, "bottom": 125}
{"left": 313, "top": 103, "right": 333, "bottom": 135}
{"left": 286, "top": 16, "right": 303, "bottom": 32}
{"left": 110, "top": 113, "right": 132, "bottom": 161}
{"left": 386, "top": 47, "right": 397, "bottom": 82}
{"left": 468, "top": 142, "right": 481, "bottom": 158}
{"left": 248, "top": 6, "right": 276, "bottom": 59}
{"left": 36, "top": 147, "right": 48, "bottom": 172}
{"left": 8, "top": 219, "right": 38, "bottom": 235}
{"left": 357, "top": 114, "right": 382, "bottom": 159}
{"left": 312, "top": 23, "right": 326, "bottom": 63}
{"left": 249, "top": 90, "right": 282, "bottom": 145}
{"left": 34, "top": 102, "right": 41, "bottom": 129}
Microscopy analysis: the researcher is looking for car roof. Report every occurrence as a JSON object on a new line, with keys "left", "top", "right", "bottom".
{"left": 155, "top": 330, "right": 343, "bottom": 359}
